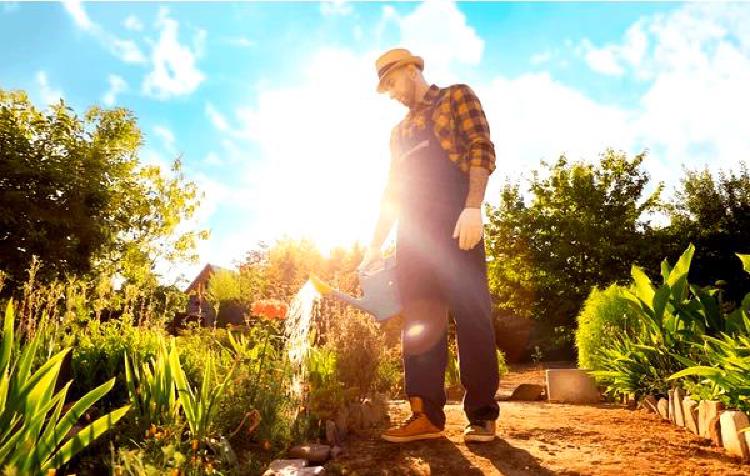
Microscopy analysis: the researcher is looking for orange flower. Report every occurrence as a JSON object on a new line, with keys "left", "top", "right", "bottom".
{"left": 251, "top": 299, "right": 288, "bottom": 320}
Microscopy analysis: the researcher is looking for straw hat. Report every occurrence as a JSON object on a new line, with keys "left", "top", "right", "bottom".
{"left": 375, "top": 48, "right": 424, "bottom": 93}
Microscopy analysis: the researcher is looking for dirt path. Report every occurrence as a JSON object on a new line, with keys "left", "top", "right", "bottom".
{"left": 325, "top": 363, "right": 749, "bottom": 475}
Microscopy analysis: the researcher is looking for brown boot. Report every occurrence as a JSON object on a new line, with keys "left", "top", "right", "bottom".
{"left": 381, "top": 396, "right": 443, "bottom": 443}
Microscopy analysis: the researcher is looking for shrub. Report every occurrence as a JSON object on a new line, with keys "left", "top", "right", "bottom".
{"left": 575, "top": 284, "right": 640, "bottom": 370}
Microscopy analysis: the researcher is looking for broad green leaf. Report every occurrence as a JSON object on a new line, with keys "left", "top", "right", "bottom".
{"left": 46, "top": 378, "right": 117, "bottom": 458}
{"left": 668, "top": 366, "right": 722, "bottom": 380}
{"left": 667, "top": 244, "right": 694, "bottom": 287}
{"left": 737, "top": 254, "right": 750, "bottom": 274}
{"left": 1, "top": 301, "right": 13, "bottom": 374}
{"left": 631, "top": 266, "right": 655, "bottom": 308}
{"left": 44, "top": 404, "right": 130, "bottom": 471}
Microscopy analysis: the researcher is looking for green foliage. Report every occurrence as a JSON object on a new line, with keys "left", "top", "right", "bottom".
{"left": 589, "top": 245, "right": 750, "bottom": 402}
{"left": 0, "top": 302, "right": 129, "bottom": 474}
{"left": 485, "top": 150, "right": 663, "bottom": 356}
{"left": 575, "top": 284, "right": 641, "bottom": 369}
{"left": 170, "top": 337, "right": 233, "bottom": 442}
{"left": 124, "top": 337, "right": 179, "bottom": 429}
{"left": 663, "top": 164, "right": 750, "bottom": 306}
{"left": 0, "top": 89, "right": 206, "bottom": 290}
{"left": 71, "top": 320, "right": 163, "bottom": 409}
{"left": 305, "top": 345, "right": 347, "bottom": 420}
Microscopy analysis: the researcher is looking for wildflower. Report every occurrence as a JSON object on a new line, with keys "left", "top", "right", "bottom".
{"left": 192, "top": 439, "right": 199, "bottom": 451}
{"left": 262, "top": 439, "right": 271, "bottom": 451}
{"left": 251, "top": 299, "right": 289, "bottom": 320}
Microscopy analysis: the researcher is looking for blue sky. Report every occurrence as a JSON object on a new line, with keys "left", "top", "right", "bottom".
{"left": 2, "top": 1, "right": 749, "bottom": 284}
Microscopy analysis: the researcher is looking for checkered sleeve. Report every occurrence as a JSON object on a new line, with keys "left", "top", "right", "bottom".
{"left": 452, "top": 84, "right": 496, "bottom": 174}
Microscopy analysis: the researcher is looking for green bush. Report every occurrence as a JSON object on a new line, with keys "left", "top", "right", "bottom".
{"left": 575, "top": 284, "right": 640, "bottom": 370}
{"left": 71, "top": 320, "right": 163, "bottom": 409}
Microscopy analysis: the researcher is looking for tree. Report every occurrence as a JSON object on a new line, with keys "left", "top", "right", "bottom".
{"left": 664, "top": 163, "right": 750, "bottom": 305}
{"left": 0, "top": 89, "right": 206, "bottom": 291}
{"left": 484, "top": 149, "right": 663, "bottom": 355}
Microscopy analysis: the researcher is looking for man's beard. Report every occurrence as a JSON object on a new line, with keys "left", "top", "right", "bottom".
{"left": 404, "top": 80, "right": 417, "bottom": 109}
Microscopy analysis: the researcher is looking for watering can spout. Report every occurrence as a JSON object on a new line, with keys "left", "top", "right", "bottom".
{"left": 308, "top": 255, "right": 401, "bottom": 322}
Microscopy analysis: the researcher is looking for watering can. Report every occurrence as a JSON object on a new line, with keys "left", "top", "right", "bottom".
{"left": 310, "top": 254, "right": 401, "bottom": 322}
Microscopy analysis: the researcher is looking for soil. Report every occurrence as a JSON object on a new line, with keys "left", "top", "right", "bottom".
{"left": 325, "top": 362, "right": 750, "bottom": 476}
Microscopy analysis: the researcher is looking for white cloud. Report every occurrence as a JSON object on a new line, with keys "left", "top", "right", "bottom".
{"left": 61, "top": 0, "right": 147, "bottom": 64}
{"left": 61, "top": 0, "right": 93, "bottom": 31}
{"left": 205, "top": 103, "right": 229, "bottom": 131}
{"left": 222, "top": 36, "right": 256, "bottom": 48}
{"left": 204, "top": 152, "right": 223, "bottom": 166}
{"left": 123, "top": 14, "right": 143, "bottom": 32}
{"left": 392, "top": 0, "right": 484, "bottom": 83}
{"left": 573, "top": 3, "right": 750, "bottom": 182}
{"left": 530, "top": 51, "right": 552, "bottom": 66}
{"left": 111, "top": 39, "right": 147, "bottom": 64}
{"left": 35, "top": 71, "right": 64, "bottom": 106}
{"left": 582, "top": 39, "right": 625, "bottom": 76}
{"left": 142, "top": 8, "right": 205, "bottom": 99}
{"left": 321, "top": 0, "right": 353, "bottom": 17}
{"left": 153, "top": 126, "right": 176, "bottom": 154}
{"left": 103, "top": 74, "right": 127, "bottom": 106}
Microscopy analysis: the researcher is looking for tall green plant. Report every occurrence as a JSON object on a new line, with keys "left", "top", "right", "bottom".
{"left": 170, "top": 337, "right": 233, "bottom": 442}
{"left": 124, "top": 336, "right": 179, "bottom": 428}
{"left": 0, "top": 302, "right": 130, "bottom": 474}
{"left": 575, "top": 284, "right": 639, "bottom": 370}
{"left": 589, "top": 245, "right": 712, "bottom": 397}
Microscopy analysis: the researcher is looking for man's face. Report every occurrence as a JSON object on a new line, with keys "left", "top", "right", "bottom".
{"left": 382, "top": 66, "right": 416, "bottom": 108}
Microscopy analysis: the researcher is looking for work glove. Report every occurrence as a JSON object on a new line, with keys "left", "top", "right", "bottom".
{"left": 453, "top": 208, "right": 483, "bottom": 250}
{"left": 358, "top": 246, "right": 384, "bottom": 273}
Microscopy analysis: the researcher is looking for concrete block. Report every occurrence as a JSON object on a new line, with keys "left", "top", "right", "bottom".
{"left": 673, "top": 388, "right": 685, "bottom": 427}
{"left": 288, "top": 444, "right": 330, "bottom": 464}
{"left": 264, "top": 459, "right": 307, "bottom": 476}
{"left": 708, "top": 414, "right": 723, "bottom": 447}
{"left": 657, "top": 398, "right": 670, "bottom": 420}
{"left": 698, "top": 400, "right": 724, "bottom": 439}
{"left": 683, "top": 397, "right": 699, "bottom": 434}
{"left": 668, "top": 389, "right": 676, "bottom": 424}
{"left": 719, "top": 411, "right": 750, "bottom": 461}
{"left": 545, "top": 369, "right": 601, "bottom": 403}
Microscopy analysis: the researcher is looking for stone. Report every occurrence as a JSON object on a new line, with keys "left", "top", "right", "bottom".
{"left": 656, "top": 397, "right": 670, "bottom": 420}
{"left": 263, "top": 459, "right": 307, "bottom": 476}
{"left": 509, "top": 384, "right": 546, "bottom": 401}
{"left": 683, "top": 397, "right": 699, "bottom": 435}
{"left": 639, "top": 395, "right": 658, "bottom": 413}
{"left": 331, "top": 445, "right": 344, "bottom": 459}
{"left": 667, "top": 389, "right": 676, "bottom": 423}
{"left": 325, "top": 420, "right": 338, "bottom": 445}
{"left": 298, "top": 467, "right": 325, "bottom": 475}
{"left": 657, "top": 398, "right": 670, "bottom": 420}
{"left": 708, "top": 414, "right": 723, "bottom": 447}
{"left": 288, "top": 444, "right": 330, "bottom": 464}
{"left": 719, "top": 411, "right": 750, "bottom": 460}
{"left": 672, "top": 388, "right": 685, "bottom": 427}
{"left": 347, "top": 402, "right": 363, "bottom": 430}
{"left": 334, "top": 406, "right": 349, "bottom": 438}
{"left": 545, "top": 369, "right": 601, "bottom": 404}
{"left": 699, "top": 400, "right": 724, "bottom": 439}
{"left": 360, "top": 400, "right": 380, "bottom": 428}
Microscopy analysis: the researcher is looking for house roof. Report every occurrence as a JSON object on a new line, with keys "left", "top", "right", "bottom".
{"left": 184, "top": 264, "right": 231, "bottom": 294}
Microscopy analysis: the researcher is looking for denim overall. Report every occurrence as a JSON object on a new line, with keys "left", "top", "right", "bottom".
{"left": 393, "top": 100, "right": 500, "bottom": 429}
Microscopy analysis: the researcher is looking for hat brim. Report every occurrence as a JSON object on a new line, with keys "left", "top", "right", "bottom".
{"left": 376, "top": 57, "right": 424, "bottom": 93}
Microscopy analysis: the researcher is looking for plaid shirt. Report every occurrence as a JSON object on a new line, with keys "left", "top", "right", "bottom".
{"left": 389, "top": 84, "right": 496, "bottom": 175}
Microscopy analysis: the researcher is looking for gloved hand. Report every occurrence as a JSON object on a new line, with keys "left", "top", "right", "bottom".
{"left": 358, "top": 245, "right": 384, "bottom": 272}
{"left": 453, "top": 208, "right": 483, "bottom": 250}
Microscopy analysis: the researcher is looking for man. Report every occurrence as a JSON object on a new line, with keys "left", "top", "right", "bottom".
{"left": 359, "top": 48, "right": 500, "bottom": 443}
